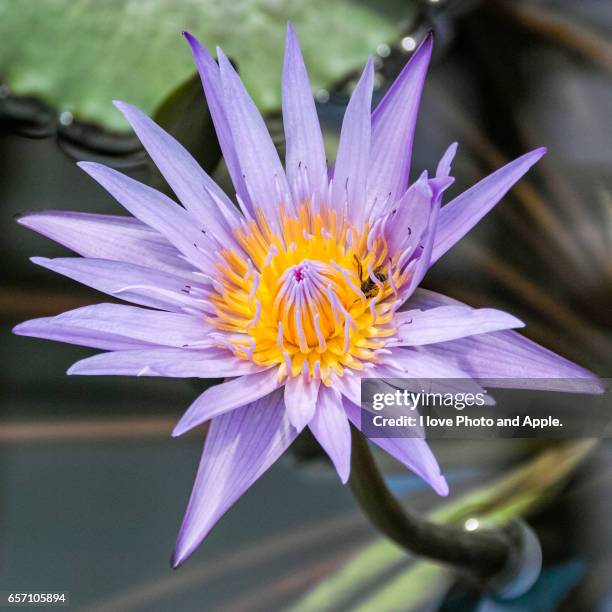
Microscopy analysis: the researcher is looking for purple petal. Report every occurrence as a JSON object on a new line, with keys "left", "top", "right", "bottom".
{"left": 16, "top": 211, "right": 194, "bottom": 278}
{"left": 398, "top": 163, "right": 455, "bottom": 299}
{"left": 333, "top": 372, "right": 362, "bottom": 406}
{"left": 183, "top": 32, "right": 252, "bottom": 214}
{"left": 31, "top": 257, "right": 202, "bottom": 312}
{"left": 391, "top": 305, "right": 523, "bottom": 346}
{"left": 375, "top": 349, "right": 492, "bottom": 399}
{"left": 332, "top": 58, "right": 374, "bottom": 226}
{"left": 432, "top": 148, "right": 546, "bottom": 264}
{"left": 343, "top": 398, "right": 448, "bottom": 496}
{"left": 34, "top": 303, "right": 213, "bottom": 348}
{"left": 284, "top": 374, "right": 320, "bottom": 431}
{"left": 400, "top": 183, "right": 442, "bottom": 301}
{"left": 78, "top": 162, "right": 215, "bottom": 273}
{"left": 384, "top": 173, "right": 432, "bottom": 256}
{"left": 309, "top": 386, "right": 351, "bottom": 483}
{"left": 368, "top": 34, "right": 433, "bottom": 219}
{"left": 406, "top": 289, "right": 603, "bottom": 392}
{"left": 113, "top": 100, "right": 240, "bottom": 240}
{"left": 436, "top": 142, "right": 458, "bottom": 179}
{"left": 217, "top": 49, "right": 292, "bottom": 225}
{"left": 13, "top": 317, "right": 148, "bottom": 351}
{"left": 172, "top": 389, "right": 298, "bottom": 566}
{"left": 172, "top": 369, "right": 282, "bottom": 436}
{"left": 67, "top": 347, "right": 267, "bottom": 378}
{"left": 282, "top": 23, "right": 327, "bottom": 204}
{"left": 424, "top": 335, "right": 604, "bottom": 392}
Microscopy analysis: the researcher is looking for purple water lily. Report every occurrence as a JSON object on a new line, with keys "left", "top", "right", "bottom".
{"left": 14, "top": 24, "right": 600, "bottom": 566}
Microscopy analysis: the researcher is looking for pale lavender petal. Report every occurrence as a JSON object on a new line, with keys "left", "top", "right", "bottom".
{"left": 78, "top": 162, "right": 215, "bottom": 272}
{"left": 31, "top": 257, "right": 202, "bottom": 312}
{"left": 172, "top": 389, "right": 298, "bottom": 566}
{"left": 42, "top": 303, "right": 213, "bottom": 348}
{"left": 384, "top": 173, "right": 432, "bottom": 256}
{"left": 16, "top": 211, "right": 194, "bottom": 278}
{"left": 67, "top": 348, "right": 267, "bottom": 378}
{"left": 390, "top": 305, "right": 524, "bottom": 346}
{"left": 217, "top": 49, "right": 292, "bottom": 225}
{"left": 113, "top": 100, "right": 240, "bottom": 240}
{"left": 432, "top": 148, "right": 547, "bottom": 264}
{"left": 375, "top": 349, "right": 492, "bottom": 399}
{"left": 396, "top": 167, "right": 455, "bottom": 302}
{"left": 172, "top": 369, "right": 282, "bottom": 436}
{"left": 343, "top": 398, "right": 448, "bottom": 496}
{"left": 282, "top": 23, "right": 327, "bottom": 203}
{"left": 400, "top": 188, "right": 441, "bottom": 301}
{"left": 368, "top": 34, "right": 433, "bottom": 219}
{"left": 380, "top": 346, "right": 470, "bottom": 377}
{"left": 183, "top": 32, "right": 252, "bottom": 214}
{"left": 333, "top": 372, "right": 362, "bottom": 406}
{"left": 13, "top": 318, "right": 148, "bottom": 351}
{"left": 332, "top": 58, "right": 374, "bottom": 226}
{"left": 424, "top": 335, "right": 604, "bottom": 392}
{"left": 436, "top": 142, "right": 458, "bottom": 179}
{"left": 309, "top": 386, "right": 351, "bottom": 483}
{"left": 284, "top": 374, "right": 320, "bottom": 431}
{"left": 406, "top": 289, "right": 603, "bottom": 392}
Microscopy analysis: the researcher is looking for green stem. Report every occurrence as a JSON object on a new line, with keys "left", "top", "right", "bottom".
{"left": 348, "top": 426, "right": 522, "bottom": 582}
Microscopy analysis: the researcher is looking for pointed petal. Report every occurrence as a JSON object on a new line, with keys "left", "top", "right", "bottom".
{"left": 398, "top": 166, "right": 455, "bottom": 301}
{"left": 309, "top": 386, "right": 351, "bottom": 483}
{"left": 436, "top": 142, "right": 458, "bottom": 179}
{"left": 400, "top": 183, "right": 441, "bottom": 301}
{"left": 172, "top": 369, "right": 282, "bottom": 436}
{"left": 31, "top": 257, "right": 202, "bottom": 312}
{"left": 390, "top": 305, "right": 523, "bottom": 346}
{"left": 16, "top": 211, "right": 193, "bottom": 278}
{"left": 32, "top": 303, "right": 213, "bottom": 348}
{"left": 172, "top": 389, "right": 298, "bottom": 566}
{"left": 432, "top": 148, "right": 546, "bottom": 264}
{"left": 284, "top": 374, "right": 320, "bottom": 431}
{"left": 344, "top": 398, "right": 448, "bottom": 496}
{"left": 368, "top": 34, "right": 433, "bottom": 218}
{"left": 113, "top": 100, "right": 239, "bottom": 240}
{"left": 217, "top": 49, "right": 291, "bottom": 225}
{"left": 332, "top": 58, "right": 374, "bottom": 226}
{"left": 183, "top": 32, "right": 252, "bottom": 214}
{"left": 384, "top": 173, "right": 432, "bottom": 256}
{"left": 282, "top": 23, "right": 327, "bottom": 203}
{"left": 78, "top": 162, "right": 214, "bottom": 272}
{"left": 13, "top": 317, "right": 148, "bottom": 351}
{"left": 405, "top": 289, "right": 603, "bottom": 392}
{"left": 67, "top": 348, "right": 267, "bottom": 378}
{"left": 425, "top": 334, "right": 604, "bottom": 392}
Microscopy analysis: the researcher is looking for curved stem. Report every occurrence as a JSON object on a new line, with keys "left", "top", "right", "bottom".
{"left": 348, "top": 426, "right": 521, "bottom": 582}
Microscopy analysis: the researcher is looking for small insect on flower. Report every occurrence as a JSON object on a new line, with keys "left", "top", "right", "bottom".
{"left": 13, "top": 23, "right": 602, "bottom": 566}
{"left": 353, "top": 254, "right": 388, "bottom": 299}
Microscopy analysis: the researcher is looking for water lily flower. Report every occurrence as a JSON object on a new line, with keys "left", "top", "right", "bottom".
{"left": 13, "top": 24, "right": 601, "bottom": 566}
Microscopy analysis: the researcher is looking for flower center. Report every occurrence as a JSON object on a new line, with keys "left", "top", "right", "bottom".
{"left": 209, "top": 203, "right": 401, "bottom": 384}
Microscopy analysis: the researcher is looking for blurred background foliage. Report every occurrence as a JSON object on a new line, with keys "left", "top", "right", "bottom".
{"left": 1, "top": 0, "right": 611, "bottom": 610}
{"left": 0, "top": 0, "right": 414, "bottom": 130}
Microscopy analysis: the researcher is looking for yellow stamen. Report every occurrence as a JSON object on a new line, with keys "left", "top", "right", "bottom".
{"left": 209, "top": 203, "right": 400, "bottom": 385}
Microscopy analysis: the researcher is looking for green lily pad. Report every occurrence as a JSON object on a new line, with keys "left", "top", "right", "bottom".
{"left": 0, "top": 0, "right": 416, "bottom": 131}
